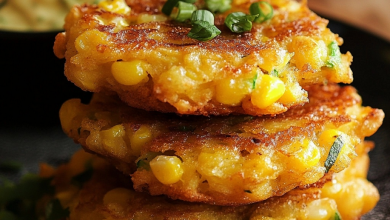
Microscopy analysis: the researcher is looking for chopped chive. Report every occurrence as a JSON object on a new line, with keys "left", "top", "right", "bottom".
{"left": 205, "top": 0, "right": 232, "bottom": 13}
{"left": 252, "top": 72, "right": 258, "bottom": 89}
{"left": 171, "top": 1, "right": 197, "bottom": 22}
{"left": 191, "top": 9, "right": 214, "bottom": 25}
{"left": 249, "top": 1, "right": 274, "bottom": 23}
{"left": 270, "top": 69, "right": 278, "bottom": 77}
{"left": 333, "top": 211, "right": 342, "bottom": 220}
{"left": 136, "top": 159, "right": 150, "bottom": 170}
{"left": 225, "top": 12, "right": 258, "bottom": 33}
{"left": 324, "top": 136, "right": 344, "bottom": 173}
{"left": 188, "top": 20, "right": 221, "bottom": 41}
{"left": 326, "top": 41, "right": 341, "bottom": 68}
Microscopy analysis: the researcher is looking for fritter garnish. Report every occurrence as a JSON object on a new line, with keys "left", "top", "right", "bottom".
{"left": 54, "top": 0, "right": 353, "bottom": 116}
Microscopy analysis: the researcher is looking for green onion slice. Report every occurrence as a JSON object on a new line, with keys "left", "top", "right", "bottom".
{"left": 249, "top": 1, "right": 274, "bottom": 23}
{"left": 225, "top": 12, "right": 258, "bottom": 33}
{"left": 188, "top": 20, "right": 221, "bottom": 41}
{"left": 191, "top": 9, "right": 214, "bottom": 25}
{"left": 205, "top": 0, "right": 232, "bottom": 13}
{"left": 326, "top": 41, "right": 341, "bottom": 68}
{"left": 162, "top": 0, "right": 196, "bottom": 16}
{"left": 171, "top": 1, "right": 197, "bottom": 22}
{"left": 324, "top": 136, "right": 344, "bottom": 173}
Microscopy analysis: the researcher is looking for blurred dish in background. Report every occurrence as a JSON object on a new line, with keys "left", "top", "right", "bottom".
{"left": 0, "top": 0, "right": 101, "bottom": 32}
{"left": 308, "top": 0, "right": 390, "bottom": 42}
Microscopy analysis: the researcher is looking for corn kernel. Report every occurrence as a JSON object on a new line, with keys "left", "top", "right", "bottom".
{"left": 111, "top": 60, "right": 149, "bottom": 86}
{"left": 75, "top": 29, "right": 109, "bottom": 53}
{"left": 98, "top": 0, "right": 131, "bottom": 14}
{"left": 129, "top": 125, "right": 153, "bottom": 155}
{"left": 100, "top": 125, "right": 127, "bottom": 157}
{"left": 103, "top": 187, "right": 134, "bottom": 205}
{"left": 288, "top": 36, "right": 327, "bottom": 70}
{"left": 287, "top": 139, "right": 321, "bottom": 171}
{"left": 197, "top": 150, "right": 240, "bottom": 177}
{"left": 137, "top": 14, "right": 167, "bottom": 24}
{"left": 215, "top": 78, "right": 250, "bottom": 106}
{"left": 318, "top": 129, "right": 343, "bottom": 150}
{"left": 150, "top": 155, "right": 183, "bottom": 185}
{"left": 305, "top": 198, "right": 338, "bottom": 220}
{"left": 278, "top": 84, "right": 300, "bottom": 104}
{"left": 251, "top": 74, "right": 285, "bottom": 109}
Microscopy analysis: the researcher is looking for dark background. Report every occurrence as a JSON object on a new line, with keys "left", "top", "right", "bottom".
{"left": 0, "top": 17, "right": 389, "bottom": 218}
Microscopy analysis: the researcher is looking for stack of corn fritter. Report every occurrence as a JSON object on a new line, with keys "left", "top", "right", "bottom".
{"left": 51, "top": 0, "right": 384, "bottom": 219}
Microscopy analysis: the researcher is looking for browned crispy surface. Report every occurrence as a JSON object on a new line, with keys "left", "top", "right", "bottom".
{"left": 42, "top": 141, "right": 379, "bottom": 220}
{"left": 59, "top": 84, "right": 384, "bottom": 205}
{"left": 54, "top": 0, "right": 354, "bottom": 116}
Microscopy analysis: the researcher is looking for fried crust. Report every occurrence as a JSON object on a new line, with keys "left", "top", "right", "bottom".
{"left": 59, "top": 84, "right": 384, "bottom": 205}
{"left": 40, "top": 141, "right": 379, "bottom": 220}
{"left": 54, "top": 0, "right": 353, "bottom": 116}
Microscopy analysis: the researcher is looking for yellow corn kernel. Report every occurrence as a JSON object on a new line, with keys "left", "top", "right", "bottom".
{"left": 100, "top": 125, "right": 127, "bottom": 157}
{"left": 215, "top": 78, "right": 250, "bottom": 106}
{"left": 98, "top": 0, "right": 131, "bottom": 14}
{"left": 103, "top": 187, "right": 134, "bottom": 206}
{"left": 251, "top": 74, "right": 285, "bottom": 109}
{"left": 278, "top": 84, "right": 299, "bottom": 104}
{"left": 75, "top": 29, "right": 109, "bottom": 53}
{"left": 258, "top": 48, "right": 291, "bottom": 73}
{"left": 150, "top": 155, "right": 183, "bottom": 185}
{"left": 287, "top": 139, "right": 321, "bottom": 171}
{"left": 318, "top": 129, "right": 344, "bottom": 150}
{"left": 111, "top": 60, "right": 149, "bottom": 86}
{"left": 288, "top": 36, "right": 327, "bottom": 70}
{"left": 129, "top": 125, "right": 153, "bottom": 155}
{"left": 197, "top": 149, "right": 240, "bottom": 177}
{"left": 305, "top": 198, "right": 338, "bottom": 220}
{"left": 137, "top": 14, "right": 167, "bottom": 24}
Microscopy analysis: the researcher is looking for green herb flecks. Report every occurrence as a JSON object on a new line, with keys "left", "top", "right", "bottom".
{"left": 136, "top": 159, "right": 150, "bottom": 170}
{"left": 225, "top": 12, "right": 258, "bottom": 33}
{"left": 326, "top": 41, "right": 341, "bottom": 68}
{"left": 333, "top": 211, "right": 342, "bottom": 220}
{"left": 324, "top": 136, "right": 344, "bottom": 173}
{"left": 270, "top": 69, "right": 278, "bottom": 77}
{"left": 45, "top": 199, "right": 70, "bottom": 220}
{"left": 205, "top": 0, "right": 232, "bottom": 13}
{"left": 252, "top": 72, "right": 258, "bottom": 89}
{"left": 249, "top": 1, "right": 274, "bottom": 23}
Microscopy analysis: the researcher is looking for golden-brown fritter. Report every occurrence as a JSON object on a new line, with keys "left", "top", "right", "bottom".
{"left": 59, "top": 84, "right": 384, "bottom": 205}
{"left": 54, "top": 0, "right": 353, "bottom": 116}
{"left": 38, "top": 141, "right": 379, "bottom": 220}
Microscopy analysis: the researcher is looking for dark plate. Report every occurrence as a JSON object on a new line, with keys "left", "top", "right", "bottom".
{"left": 0, "top": 17, "right": 389, "bottom": 218}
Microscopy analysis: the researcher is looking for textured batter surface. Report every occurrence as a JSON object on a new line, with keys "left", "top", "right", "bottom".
{"left": 59, "top": 84, "right": 383, "bottom": 205}
{"left": 54, "top": 0, "right": 353, "bottom": 116}
{"left": 37, "top": 141, "right": 379, "bottom": 220}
